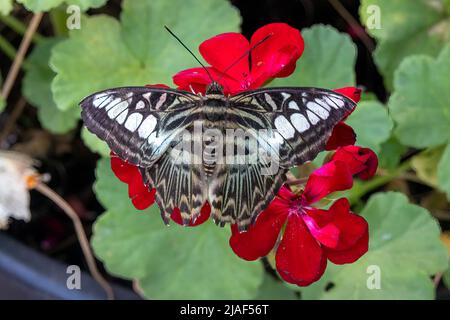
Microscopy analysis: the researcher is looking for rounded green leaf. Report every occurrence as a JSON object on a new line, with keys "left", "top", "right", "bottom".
{"left": 81, "top": 127, "right": 109, "bottom": 157}
{"left": 17, "top": 0, "right": 107, "bottom": 12}
{"left": 346, "top": 101, "right": 393, "bottom": 153}
{"left": 360, "top": 0, "right": 449, "bottom": 89}
{"left": 437, "top": 142, "right": 450, "bottom": 200}
{"left": 389, "top": 44, "right": 450, "bottom": 148}
{"left": 271, "top": 25, "right": 356, "bottom": 88}
{"left": 300, "top": 192, "right": 448, "bottom": 299}
{"left": 0, "top": 0, "right": 13, "bottom": 15}
{"left": 23, "top": 38, "right": 80, "bottom": 134}
{"left": 92, "top": 158, "right": 264, "bottom": 299}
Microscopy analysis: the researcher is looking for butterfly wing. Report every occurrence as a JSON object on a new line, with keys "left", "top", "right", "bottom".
{"left": 80, "top": 86, "right": 200, "bottom": 167}
{"left": 81, "top": 86, "right": 209, "bottom": 224}
{"left": 209, "top": 87, "right": 356, "bottom": 231}
{"left": 228, "top": 87, "right": 356, "bottom": 167}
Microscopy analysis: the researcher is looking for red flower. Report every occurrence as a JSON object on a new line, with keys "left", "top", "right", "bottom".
{"left": 173, "top": 23, "right": 304, "bottom": 95}
{"left": 229, "top": 146, "right": 377, "bottom": 286}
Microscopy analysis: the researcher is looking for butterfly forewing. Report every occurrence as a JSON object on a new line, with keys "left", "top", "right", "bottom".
{"left": 80, "top": 86, "right": 200, "bottom": 167}
{"left": 229, "top": 87, "right": 356, "bottom": 167}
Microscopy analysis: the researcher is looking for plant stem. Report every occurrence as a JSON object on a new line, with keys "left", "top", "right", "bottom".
{"left": 348, "top": 160, "right": 413, "bottom": 205}
{"left": 0, "top": 34, "right": 17, "bottom": 60}
{"left": 1, "top": 13, "right": 43, "bottom": 101}
{"left": 0, "top": 14, "right": 44, "bottom": 44}
{"left": 328, "top": 0, "right": 375, "bottom": 52}
{"left": 35, "top": 183, "right": 115, "bottom": 300}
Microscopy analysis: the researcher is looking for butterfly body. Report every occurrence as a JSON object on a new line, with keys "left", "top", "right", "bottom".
{"left": 80, "top": 84, "right": 356, "bottom": 231}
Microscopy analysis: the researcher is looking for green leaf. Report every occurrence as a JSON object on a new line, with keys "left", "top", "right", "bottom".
{"left": 0, "top": 0, "right": 13, "bottom": 15}
{"left": 23, "top": 38, "right": 79, "bottom": 134}
{"left": 254, "top": 275, "right": 297, "bottom": 300}
{"left": 377, "top": 136, "right": 407, "bottom": 170}
{"left": 50, "top": 0, "right": 240, "bottom": 112}
{"left": 92, "top": 157, "right": 263, "bottom": 299}
{"left": 17, "top": 0, "right": 107, "bottom": 12}
{"left": 360, "top": 0, "right": 449, "bottom": 89}
{"left": 300, "top": 192, "right": 448, "bottom": 299}
{"left": 437, "top": 142, "right": 450, "bottom": 200}
{"left": 81, "top": 127, "right": 109, "bottom": 156}
{"left": 411, "top": 147, "right": 445, "bottom": 188}
{"left": 271, "top": 25, "right": 356, "bottom": 88}
{"left": 389, "top": 44, "right": 450, "bottom": 148}
{"left": 346, "top": 101, "right": 393, "bottom": 153}
{"left": 0, "top": 98, "right": 5, "bottom": 112}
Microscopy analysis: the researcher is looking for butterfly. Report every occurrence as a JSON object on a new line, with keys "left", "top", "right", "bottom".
{"left": 80, "top": 81, "right": 356, "bottom": 231}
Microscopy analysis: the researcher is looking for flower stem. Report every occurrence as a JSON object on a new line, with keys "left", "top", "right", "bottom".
{"left": 35, "top": 182, "right": 115, "bottom": 300}
{"left": 0, "top": 14, "right": 44, "bottom": 44}
{"left": 0, "top": 34, "right": 16, "bottom": 60}
{"left": 1, "top": 13, "right": 42, "bottom": 100}
{"left": 348, "top": 160, "right": 413, "bottom": 205}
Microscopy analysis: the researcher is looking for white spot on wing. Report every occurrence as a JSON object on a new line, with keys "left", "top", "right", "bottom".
{"left": 136, "top": 100, "right": 145, "bottom": 110}
{"left": 93, "top": 93, "right": 109, "bottom": 108}
{"left": 124, "top": 113, "right": 143, "bottom": 132}
{"left": 107, "top": 101, "right": 128, "bottom": 119}
{"left": 327, "top": 96, "right": 345, "bottom": 108}
{"left": 315, "top": 98, "right": 331, "bottom": 111}
{"left": 307, "top": 102, "right": 329, "bottom": 119}
{"left": 104, "top": 98, "right": 121, "bottom": 111}
{"left": 116, "top": 109, "right": 128, "bottom": 124}
{"left": 288, "top": 100, "right": 300, "bottom": 110}
{"left": 274, "top": 115, "right": 295, "bottom": 139}
{"left": 138, "top": 115, "right": 157, "bottom": 138}
{"left": 264, "top": 93, "right": 278, "bottom": 110}
{"left": 306, "top": 110, "right": 320, "bottom": 124}
{"left": 154, "top": 93, "right": 167, "bottom": 110}
{"left": 281, "top": 93, "right": 291, "bottom": 100}
{"left": 290, "top": 113, "right": 310, "bottom": 133}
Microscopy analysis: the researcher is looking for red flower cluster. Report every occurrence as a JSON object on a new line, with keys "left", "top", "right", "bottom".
{"left": 229, "top": 146, "right": 377, "bottom": 285}
{"left": 109, "top": 23, "right": 377, "bottom": 286}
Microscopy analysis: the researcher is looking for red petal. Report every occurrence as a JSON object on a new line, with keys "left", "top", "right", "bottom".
{"left": 250, "top": 23, "right": 304, "bottom": 86}
{"left": 229, "top": 198, "right": 289, "bottom": 261}
{"left": 303, "top": 160, "right": 353, "bottom": 204}
{"left": 334, "top": 87, "right": 362, "bottom": 103}
{"left": 131, "top": 188, "right": 155, "bottom": 210}
{"left": 325, "top": 198, "right": 368, "bottom": 250}
{"left": 110, "top": 153, "right": 154, "bottom": 210}
{"left": 199, "top": 32, "right": 250, "bottom": 81}
{"left": 111, "top": 154, "right": 132, "bottom": 183}
{"left": 303, "top": 208, "right": 340, "bottom": 248}
{"left": 325, "top": 122, "right": 356, "bottom": 150}
{"left": 170, "top": 202, "right": 211, "bottom": 227}
{"left": 276, "top": 214, "right": 326, "bottom": 286}
{"left": 173, "top": 67, "right": 242, "bottom": 95}
{"left": 325, "top": 232, "right": 368, "bottom": 264}
{"left": 145, "top": 84, "right": 171, "bottom": 89}
{"left": 331, "top": 146, "right": 378, "bottom": 180}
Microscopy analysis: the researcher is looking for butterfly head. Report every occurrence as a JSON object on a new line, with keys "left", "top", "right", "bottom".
{"left": 205, "top": 82, "right": 224, "bottom": 95}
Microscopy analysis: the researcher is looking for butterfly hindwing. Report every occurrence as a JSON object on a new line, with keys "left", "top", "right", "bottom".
{"left": 208, "top": 88, "right": 356, "bottom": 230}
{"left": 80, "top": 86, "right": 200, "bottom": 167}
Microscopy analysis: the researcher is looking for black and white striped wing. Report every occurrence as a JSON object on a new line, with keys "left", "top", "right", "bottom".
{"left": 80, "top": 86, "right": 200, "bottom": 167}
{"left": 228, "top": 87, "right": 356, "bottom": 167}
{"left": 209, "top": 87, "right": 356, "bottom": 231}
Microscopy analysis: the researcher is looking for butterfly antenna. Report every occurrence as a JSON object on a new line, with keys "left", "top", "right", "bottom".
{"left": 217, "top": 34, "right": 272, "bottom": 82}
{"left": 164, "top": 26, "right": 215, "bottom": 83}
